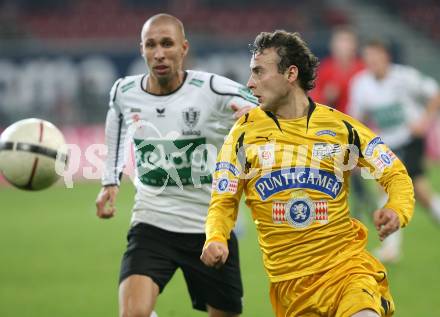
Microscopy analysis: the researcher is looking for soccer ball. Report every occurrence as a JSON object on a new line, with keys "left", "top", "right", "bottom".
{"left": 0, "top": 118, "right": 68, "bottom": 190}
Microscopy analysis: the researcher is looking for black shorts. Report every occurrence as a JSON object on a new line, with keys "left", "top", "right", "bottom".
{"left": 119, "top": 223, "right": 243, "bottom": 314}
{"left": 394, "top": 137, "right": 425, "bottom": 179}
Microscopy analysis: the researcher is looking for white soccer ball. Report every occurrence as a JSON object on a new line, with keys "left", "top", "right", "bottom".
{"left": 0, "top": 118, "right": 68, "bottom": 190}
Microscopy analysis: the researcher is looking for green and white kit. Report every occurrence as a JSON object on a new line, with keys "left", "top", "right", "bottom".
{"left": 350, "top": 64, "right": 439, "bottom": 148}
{"left": 102, "top": 70, "right": 257, "bottom": 232}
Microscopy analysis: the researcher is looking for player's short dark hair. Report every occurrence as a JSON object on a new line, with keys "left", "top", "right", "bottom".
{"left": 249, "top": 30, "right": 319, "bottom": 91}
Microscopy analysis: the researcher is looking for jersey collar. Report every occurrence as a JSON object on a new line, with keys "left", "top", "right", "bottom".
{"left": 141, "top": 71, "right": 188, "bottom": 96}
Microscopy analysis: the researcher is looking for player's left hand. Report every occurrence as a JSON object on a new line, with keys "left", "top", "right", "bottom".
{"left": 373, "top": 208, "right": 400, "bottom": 241}
{"left": 231, "top": 104, "right": 252, "bottom": 119}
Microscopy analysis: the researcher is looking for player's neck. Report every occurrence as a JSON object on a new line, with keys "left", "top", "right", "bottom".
{"left": 274, "top": 90, "right": 309, "bottom": 120}
{"left": 147, "top": 71, "right": 185, "bottom": 95}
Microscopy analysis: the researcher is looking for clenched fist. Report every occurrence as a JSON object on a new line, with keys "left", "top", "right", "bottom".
{"left": 200, "top": 241, "right": 229, "bottom": 269}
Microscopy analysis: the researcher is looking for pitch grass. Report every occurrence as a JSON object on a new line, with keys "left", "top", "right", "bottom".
{"left": 0, "top": 168, "right": 439, "bottom": 317}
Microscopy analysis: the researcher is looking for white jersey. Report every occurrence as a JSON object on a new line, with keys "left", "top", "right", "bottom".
{"left": 349, "top": 64, "right": 438, "bottom": 148}
{"left": 102, "top": 70, "right": 258, "bottom": 233}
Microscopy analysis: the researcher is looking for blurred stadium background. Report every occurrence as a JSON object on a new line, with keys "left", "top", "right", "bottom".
{"left": 0, "top": 0, "right": 439, "bottom": 316}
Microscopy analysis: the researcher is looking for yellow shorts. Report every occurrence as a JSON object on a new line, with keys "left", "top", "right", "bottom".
{"left": 269, "top": 250, "right": 394, "bottom": 317}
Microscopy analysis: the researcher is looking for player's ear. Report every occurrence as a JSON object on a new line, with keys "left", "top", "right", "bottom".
{"left": 139, "top": 41, "right": 144, "bottom": 56}
{"left": 285, "top": 65, "right": 298, "bottom": 83}
{"left": 182, "top": 39, "right": 190, "bottom": 58}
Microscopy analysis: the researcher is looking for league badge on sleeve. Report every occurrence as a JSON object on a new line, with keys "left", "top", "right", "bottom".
{"left": 212, "top": 175, "right": 238, "bottom": 194}
{"left": 380, "top": 152, "right": 392, "bottom": 166}
{"left": 371, "top": 148, "right": 397, "bottom": 172}
{"left": 364, "top": 137, "right": 397, "bottom": 172}
{"left": 217, "top": 177, "right": 230, "bottom": 192}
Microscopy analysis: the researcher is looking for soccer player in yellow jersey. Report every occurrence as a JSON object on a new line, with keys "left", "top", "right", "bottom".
{"left": 201, "top": 31, "right": 414, "bottom": 317}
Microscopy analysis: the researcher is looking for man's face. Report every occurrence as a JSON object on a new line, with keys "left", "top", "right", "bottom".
{"left": 247, "top": 48, "right": 290, "bottom": 112}
{"left": 140, "top": 22, "right": 188, "bottom": 84}
{"left": 331, "top": 31, "right": 357, "bottom": 60}
{"left": 362, "top": 46, "right": 390, "bottom": 77}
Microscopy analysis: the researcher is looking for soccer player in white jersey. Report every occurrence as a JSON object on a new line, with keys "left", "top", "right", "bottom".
{"left": 95, "top": 14, "right": 257, "bottom": 317}
{"left": 349, "top": 39, "right": 440, "bottom": 262}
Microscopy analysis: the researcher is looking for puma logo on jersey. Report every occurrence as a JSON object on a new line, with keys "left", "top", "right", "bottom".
{"left": 255, "top": 133, "right": 273, "bottom": 142}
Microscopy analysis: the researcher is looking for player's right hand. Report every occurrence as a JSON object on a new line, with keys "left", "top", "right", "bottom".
{"left": 95, "top": 185, "right": 119, "bottom": 219}
{"left": 200, "top": 241, "right": 229, "bottom": 269}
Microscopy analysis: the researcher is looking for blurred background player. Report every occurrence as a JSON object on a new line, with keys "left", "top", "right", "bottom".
{"left": 202, "top": 30, "right": 414, "bottom": 317}
{"left": 311, "top": 27, "right": 371, "bottom": 219}
{"left": 311, "top": 26, "right": 364, "bottom": 113}
{"left": 349, "top": 39, "right": 440, "bottom": 263}
{"left": 95, "top": 14, "right": 257, "bottom": 317}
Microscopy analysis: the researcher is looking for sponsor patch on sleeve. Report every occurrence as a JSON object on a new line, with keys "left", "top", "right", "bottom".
{"left": 372, "top": 149, "right": 397, "bottom": 171}
{"left": 212, "top": 176, "right": 238, "bottom": 194}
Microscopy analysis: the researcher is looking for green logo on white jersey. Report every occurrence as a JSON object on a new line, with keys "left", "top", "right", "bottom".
{"left": 369, "top": 103, "right": 405, "bottom": 130}
{"left": 134, "top": 137, "right": 212, "bottom": 187}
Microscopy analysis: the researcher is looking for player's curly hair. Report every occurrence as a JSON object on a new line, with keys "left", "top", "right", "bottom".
{"left": 250, "top": 30, "right": 319, "bottom": 91}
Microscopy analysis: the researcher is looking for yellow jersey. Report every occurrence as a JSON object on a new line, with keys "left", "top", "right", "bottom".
{"left": 205, "top": 100, "right": 414, "bottom": 282}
